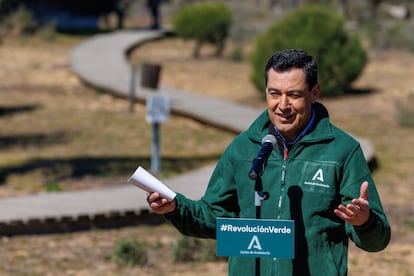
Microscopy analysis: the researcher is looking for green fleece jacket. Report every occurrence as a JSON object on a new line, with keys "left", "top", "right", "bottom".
{"left": 165, "top": 102, "right": 390, "bottom": 276}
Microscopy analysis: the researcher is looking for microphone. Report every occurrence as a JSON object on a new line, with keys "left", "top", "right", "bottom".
{"left": 248, "top": 134, "right": 277, "bottom": 180}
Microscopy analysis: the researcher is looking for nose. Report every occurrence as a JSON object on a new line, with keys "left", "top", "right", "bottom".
{"left": 278, "top": 94, "right": 290, "bottom": 111}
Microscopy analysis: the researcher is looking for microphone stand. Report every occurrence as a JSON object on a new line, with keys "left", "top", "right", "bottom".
{"left": 254, "top": 175, "right": 269, "bottom": 276}
{"left": 249, "top": 134, "right": 275, "bottom": 275}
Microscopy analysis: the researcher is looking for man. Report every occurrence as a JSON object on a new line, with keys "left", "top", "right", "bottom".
{"left": 147, "top": 49, "right": 391, "bottom": 275}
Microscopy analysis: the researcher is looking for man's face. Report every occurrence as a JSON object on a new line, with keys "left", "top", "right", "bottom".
{"left": 266, "top": 68, "right": 320, "bottom": 141}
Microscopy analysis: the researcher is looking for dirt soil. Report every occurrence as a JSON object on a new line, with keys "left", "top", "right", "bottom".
{"left": 0, "top": 36, "right": 413, "bottom": 275}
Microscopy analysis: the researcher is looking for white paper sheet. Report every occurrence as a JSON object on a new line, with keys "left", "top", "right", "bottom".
{"left": 128, "top": 166, "right": 176, "bottom": 200}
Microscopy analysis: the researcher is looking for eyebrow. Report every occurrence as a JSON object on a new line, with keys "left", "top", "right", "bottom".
{"left": 266, "top": 87, "right": 306, "bottom": 94}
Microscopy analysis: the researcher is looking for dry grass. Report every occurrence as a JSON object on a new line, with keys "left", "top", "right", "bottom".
{"left": 0, "top": 35, "right": 413, "bottom": 275}
{"left": 0, "top": 36, "right": 234, "bottom": 197}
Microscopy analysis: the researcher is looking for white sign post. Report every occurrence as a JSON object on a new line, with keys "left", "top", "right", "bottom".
{"left": 146, "top": 94, "right": 170, "bottom": 173}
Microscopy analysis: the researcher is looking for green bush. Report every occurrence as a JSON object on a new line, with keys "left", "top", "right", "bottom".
{"left": 112, "top": 239, "right": 148, "bottom": 266}
{"left": 395, "top": 93, "right": 414, "bottom": 127}
{"left": 381, "top": 21, "right": 414, "bottom": 52}
{"left": 44, "top": 181, "right": 63, "bottom": 192}
{"left": 1, "top": 5, "right": 37, "bottom": 37}
{"left": 404, "top": 219, "right": 414, "bottom": 230}
{"left": 250, "top": 6, "right": 367, "bottom": 97}
{"left": 172, "top": 3, "right": 232, "bottom": 58}
{"left": 171, "top": 235, "right": 222, "bottom": 262}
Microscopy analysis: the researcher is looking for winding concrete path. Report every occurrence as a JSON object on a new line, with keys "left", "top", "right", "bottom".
{"left": 0, "top": 30, "right": 374, "bottom": 235}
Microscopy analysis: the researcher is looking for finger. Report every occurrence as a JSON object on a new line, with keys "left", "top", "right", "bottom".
{"left": 337, "top": 204, "right": 353, "bottom": 214}
{"left": 146, "top": 192, "right": 154, "bottom": 202}
{"left": 335, "top": 205, "right": 354, "bottom": 219}
{"left": 147, "top": 192, "right": 162, "bottom": 204}
{"left": 352, "top": 198, "right": 369, "bottom": 211}
{"left": 360, "top": 181, "right": 369, "bottom": 201}
{"left": 346, "top": 203, "right": 361, "bottom": 214}
{"left": 343, "top": 203, "right": 362, "bottom": 217}
{"left": 151, "top": 198, "right": 176, "bottom": 214}
{"left": 334, "top": 208, "right": 352, "bottom": 221}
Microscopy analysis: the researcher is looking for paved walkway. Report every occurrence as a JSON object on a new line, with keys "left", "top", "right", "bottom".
{"left": 0, "top": 30, "right": 375, "bottom": 235}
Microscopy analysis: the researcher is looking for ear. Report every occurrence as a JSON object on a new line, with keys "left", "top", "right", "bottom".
{"left": 310, "top": 83, "right": 320, "bottom": 103}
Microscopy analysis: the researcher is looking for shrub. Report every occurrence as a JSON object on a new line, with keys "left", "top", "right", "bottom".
{"left": 112, "top": 239, "right": 148, "bottom": 266}
{"left": 172, "top": 3, "right": 232, "bottom": 58}
{"left": 1, "top": 5, "right": 37, "bottom": 37}
{"left": 404, "top": 219, "right": 414, "bottom": 230}
{"left": 380, "top": 20, "right": 414, "bottom": 52}
{"left": 395, "top": 93, "right": 414, "bottom": 127}
{"left": 44, "top": 181, "right": 63, "bottom": 192}
{"left": 171, "top": 235, "right": 222, "bottom": 262}
{"left": 250, "top": 6, "right": 367, "bottom": 97}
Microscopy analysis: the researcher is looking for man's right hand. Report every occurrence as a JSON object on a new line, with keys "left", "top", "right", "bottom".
{"left": 146, "top": 192, "right": 177, "bottom": 214}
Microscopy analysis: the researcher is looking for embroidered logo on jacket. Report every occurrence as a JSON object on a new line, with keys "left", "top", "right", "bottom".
{"left": 304, "top": 168, "right": 330, "bottom": 188}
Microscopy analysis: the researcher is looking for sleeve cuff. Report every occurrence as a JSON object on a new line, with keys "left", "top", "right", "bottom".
{"left": 354, "top": 210, "right": 375, "bottom": 232}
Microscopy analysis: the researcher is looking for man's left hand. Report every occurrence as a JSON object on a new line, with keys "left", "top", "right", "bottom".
{"left": 334, "top": 181, "right": 370, "bottom": 226}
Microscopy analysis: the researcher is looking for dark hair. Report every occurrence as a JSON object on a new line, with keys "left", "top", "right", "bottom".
{"left": 265, "top": 49, "right": 318, "bottom": 90}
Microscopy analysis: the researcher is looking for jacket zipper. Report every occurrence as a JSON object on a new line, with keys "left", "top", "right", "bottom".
{"left": 277, "top": 146, "right": 288, "bottom": 219}
{"left": 274, "top": 145, "right": 289, "bottom": 272}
